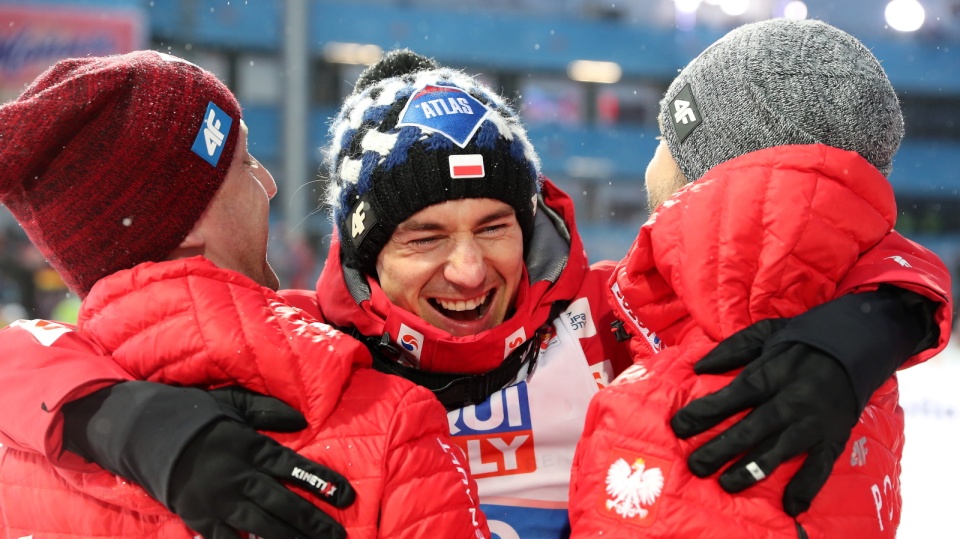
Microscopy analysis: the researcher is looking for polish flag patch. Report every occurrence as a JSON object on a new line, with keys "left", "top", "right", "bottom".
{"left": 449, "top": 154, "right": 485, "bottom": 179}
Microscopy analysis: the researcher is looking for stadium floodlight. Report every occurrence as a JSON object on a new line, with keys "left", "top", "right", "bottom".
{"left": 720, "top": 0, "right": 750, "bottom": 16}
{"left": 675, "top": 0, "right": 702, "bottom": 14}
{"left": 322, "top": 43, "right": 383, "bottom": 65}
{"left": 568, "top": 60, "right": 623, "bottom": 84}
{"left": 885, "top": 0, "right": 925, "bottom": 32}
{"left": 783, "top": 0, "right": 808, "bottom": 19}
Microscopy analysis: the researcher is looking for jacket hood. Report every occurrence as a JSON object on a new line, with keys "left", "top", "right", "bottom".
{"left": 612, "top": 144, "right": 897, "bottom": 346}
{"left": 317, "top": 178, "right": 590, "bottom": 374}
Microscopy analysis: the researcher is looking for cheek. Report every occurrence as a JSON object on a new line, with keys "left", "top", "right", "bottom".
{"left": 377, "top": 258, "right": 431, "bottom": 304}
{"left": 492, "top": 237, "right": 525, "bottom": 284}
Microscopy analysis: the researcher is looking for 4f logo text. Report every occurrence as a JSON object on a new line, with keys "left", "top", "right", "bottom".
{"left": 192, "top": 101, "right": 233, "bottom": 166}
{"left": 668, "top": 84, "right": 702, "bottom": 143}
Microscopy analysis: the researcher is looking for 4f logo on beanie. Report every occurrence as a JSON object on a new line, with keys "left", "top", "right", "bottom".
{"left": 192, "top": 102, "right": 233, "bottom": 166}
{"left": 397, "top": 84, "right": 491, "bottom": 147}
{"left": 349, "top": 193, "right": 377, "bottom": 248}
{"left": 669, "top": 84, "right": 702, "bottom": 143}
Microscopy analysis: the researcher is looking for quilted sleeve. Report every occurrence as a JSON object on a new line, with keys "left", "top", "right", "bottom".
{"left": 378, "top": 383, "right": 490, "bottom": 539}
{"left": 0, "top": 320, "right": 132, "bottom": 469}
{"left": 837, "top": 231, "right": 952, "bottom": 367}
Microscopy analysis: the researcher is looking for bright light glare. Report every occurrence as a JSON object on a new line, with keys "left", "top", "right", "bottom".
{"left": 783, "top": 0, "right": 808, "bottom": 19}
{"left": 568, "top": 60, "right": 622, "bottom": 84}
{"left": 322, "top": 42, "right": 383, "bottom": 65}
{"left": 720, "top": 0, "right": 750, "bottom": 16}
{"left": 675, "top": 0, "right": 702, "bottom": 14}
{"left": 885, "top": 0, "right": 925, "bottom": 32}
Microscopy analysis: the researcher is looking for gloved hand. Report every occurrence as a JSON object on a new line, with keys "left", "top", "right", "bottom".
{"left": 62, "top": 381, "right": 354, "bottom": 539}
{"left": 670, "top": 287, "right": 935, "bottom": 517}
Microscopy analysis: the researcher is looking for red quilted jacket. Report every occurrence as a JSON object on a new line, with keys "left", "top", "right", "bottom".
{"left": 0, "top": 257, "right": 489, "bottom": 539}
{"left": 569, "top": 145, "right": 952, "bottom": 538}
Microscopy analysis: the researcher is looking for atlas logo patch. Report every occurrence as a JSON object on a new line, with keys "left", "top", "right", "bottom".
{"left": 600, "top": 448, "right": 671, "bottom": 527}
{"left": 397, "top": 84, "right": 491, "bottom": 147}
{"left": 192, "top": 101, "right": 233, "bottom": 166}
{"left": 349, "top": 193, "right": 377, "bottom": 248}
{"left": 668, "top": 83, "right": 701, "bottom": 143}
{"left": 397, "top": 324, "right": 424, "bottom": 363}
{"left": 448, "top": 383, "right": 536, "bottom": 479}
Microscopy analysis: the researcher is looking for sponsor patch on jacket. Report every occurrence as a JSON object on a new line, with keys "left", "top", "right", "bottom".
{"left": 448, "top": 382, "right": 536, "bottom": 479}
{"left": 503, "top": 327, "right": 526, "bottom": 359}
{"left": 11, "top": 319, "right": 72, "bottom": 347}
{"left": 611, "top": 281, "right": 663, "bottom": 354}
{"left": 397, "top": 84, "right": 490, "bottom": 147}
{"left": 396, "top": 323, "right": 424, "bottom": 364}
{"left": 599, "top": 448, "right": 671, "bottom": 527}
{"left": 561, "top": 297, "right": 596, "bottom": 339}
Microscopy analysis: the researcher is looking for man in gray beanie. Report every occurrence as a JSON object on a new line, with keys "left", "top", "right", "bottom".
{"left": 569, "top": 19, "right": 951, "bottom": 538}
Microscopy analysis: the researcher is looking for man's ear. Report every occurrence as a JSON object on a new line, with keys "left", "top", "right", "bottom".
{"left": 178, "top": 227, "right": 205, "bottom": 250}
{"left": 165, "top": 225, "right": 206, "bottom": 261}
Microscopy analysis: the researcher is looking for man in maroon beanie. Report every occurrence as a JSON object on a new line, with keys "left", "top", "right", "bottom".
{"left": 0, "top": 51, "right": 489, "bottom": 539}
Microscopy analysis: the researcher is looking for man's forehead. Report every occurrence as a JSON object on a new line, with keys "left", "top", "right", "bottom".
{"left": 395, "top": 199, "right": 516, "bottom": 232}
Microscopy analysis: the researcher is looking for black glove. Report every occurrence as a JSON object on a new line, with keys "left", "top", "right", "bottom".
{"left": 62, "top": 381, "right": 355, "bottom": 539}
{"left": 670, "top": 287, "right": 936, "bottom": 517}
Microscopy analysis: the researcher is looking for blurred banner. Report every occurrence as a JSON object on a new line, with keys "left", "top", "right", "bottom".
{"left": 0, "top": 4, "right": 145, "bottom": 101}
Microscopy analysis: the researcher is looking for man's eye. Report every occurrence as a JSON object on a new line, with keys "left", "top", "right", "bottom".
{"left": 410, "top": 237, "right": 439, "bottom": 247}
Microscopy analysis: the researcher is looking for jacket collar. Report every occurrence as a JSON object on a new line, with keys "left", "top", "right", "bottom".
{"left": 611, "top": 144, "right": 897, "bottom": 345}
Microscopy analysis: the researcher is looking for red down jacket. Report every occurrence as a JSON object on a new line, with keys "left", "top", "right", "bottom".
{"left": 0, "top": 257, "right": 488, "bottom": 539}
{"left": 568, "top": 145, "right": 952, "bottom": 539}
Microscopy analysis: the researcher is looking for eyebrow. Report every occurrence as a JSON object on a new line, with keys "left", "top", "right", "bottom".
{"left": 398, "top": 206, "right": 516, "bottom": 233}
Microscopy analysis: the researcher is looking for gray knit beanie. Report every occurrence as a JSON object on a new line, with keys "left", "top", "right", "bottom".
{"left": 659, "top": 18, "right": 904, "bottom": 182}
{"left": 325, "top": 50, "right": 541, "bottom": 274}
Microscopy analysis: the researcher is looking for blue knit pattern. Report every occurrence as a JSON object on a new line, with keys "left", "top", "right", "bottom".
{"left": 325, "top": 67, "right": 542, "bottom": 228}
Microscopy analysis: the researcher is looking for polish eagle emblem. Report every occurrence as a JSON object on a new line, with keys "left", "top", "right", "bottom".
{"left": 604, "top": 457, "right": 665, "bottom": 519}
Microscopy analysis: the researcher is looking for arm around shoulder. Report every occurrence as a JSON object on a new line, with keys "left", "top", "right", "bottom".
{"left": 838, "top": 231, "right": 953, "bottom": 366}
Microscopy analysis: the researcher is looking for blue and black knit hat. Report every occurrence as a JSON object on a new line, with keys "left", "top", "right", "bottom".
{"left": 325, "top": 49, "right": 542, "bottom": 274}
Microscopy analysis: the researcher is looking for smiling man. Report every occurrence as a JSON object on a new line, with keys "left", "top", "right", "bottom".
{"left": 376, "top": 198, "right": 524, "bottom": 337}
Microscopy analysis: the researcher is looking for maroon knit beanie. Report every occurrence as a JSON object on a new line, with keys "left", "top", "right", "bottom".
{"left": 0, "top": 50, "right": 241, "bottom": 298}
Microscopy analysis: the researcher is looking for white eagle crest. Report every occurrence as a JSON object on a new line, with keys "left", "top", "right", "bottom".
{"left": 605, "top": 457, "right": 665, "bottom": 519}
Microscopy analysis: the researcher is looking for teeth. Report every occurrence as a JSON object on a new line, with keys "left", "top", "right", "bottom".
{"left": 438, "top": 292, "right": 489, "bottom": 312}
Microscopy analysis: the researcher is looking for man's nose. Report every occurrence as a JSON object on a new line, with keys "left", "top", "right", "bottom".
{"left": 261, "top": 167, "right": 278, "bottom": 199}
{"left": 444, "top": 239, "right": 486, "bottom": 289}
